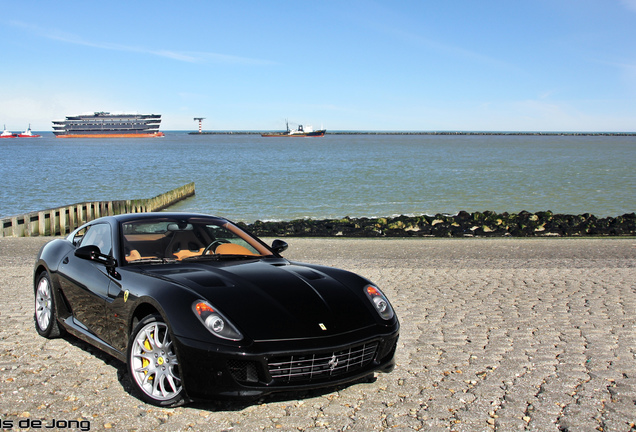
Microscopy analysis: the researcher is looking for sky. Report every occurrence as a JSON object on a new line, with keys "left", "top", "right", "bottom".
{"left": 2, "top": 0, "right": 636, "bottom": 132}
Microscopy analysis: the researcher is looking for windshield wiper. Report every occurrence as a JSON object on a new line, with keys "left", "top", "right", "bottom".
{"left": 216, "top": 254, "right": 261, "bottom": 260}
{"left": 181, "top": 254, "right": 261, "bottom": 262}
{"left": 128, "top": 258, "right": 177, "bottom": 264}
{"left": 181, "top": 255, "right": 215, "bottom": 262}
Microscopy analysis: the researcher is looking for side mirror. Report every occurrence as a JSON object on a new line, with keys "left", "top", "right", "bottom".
{"left": 75, "top": 245, "right": 117, "bottom": 268}
{"left": 75, "top": 245, "right": 101, "bottom": 261}
{"left": 271, "top": 239, "right": 288, "bottom": 254}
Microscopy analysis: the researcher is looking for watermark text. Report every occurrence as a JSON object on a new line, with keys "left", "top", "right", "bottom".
{"left": 1, "top": 418, "right": 90, "bottom": 431}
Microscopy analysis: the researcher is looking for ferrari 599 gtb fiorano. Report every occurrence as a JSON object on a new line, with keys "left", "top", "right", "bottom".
{"left": 34, "top": 213, "right": 399, "bottom": 406}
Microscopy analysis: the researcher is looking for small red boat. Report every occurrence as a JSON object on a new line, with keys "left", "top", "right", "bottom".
{"left": 18, "top": 124, "right": 41, "bottom": 138}
{"left": 1, "top": 125, "right": 17, "bottom": 138}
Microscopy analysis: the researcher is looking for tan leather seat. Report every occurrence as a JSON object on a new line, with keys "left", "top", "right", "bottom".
{"left": 126, "top": 249, "right": 142, "bottom": 262}
{"left": 173, "top": 248, "right": 204, "bottom": 260}
{"left": 126, "top": 249, "right": 159, "bottom": 262}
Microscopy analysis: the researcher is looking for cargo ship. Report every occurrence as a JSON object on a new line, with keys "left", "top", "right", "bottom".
{"left": 52, "top": 112, "right": 164, "bottom": 138}
{"left": 261, "top": 120, "right": 326, "bottom": 137}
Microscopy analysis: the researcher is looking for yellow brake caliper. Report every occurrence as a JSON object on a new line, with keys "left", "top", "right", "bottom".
{"left": 143, "top": 334, "right": 153, "bottom": 380}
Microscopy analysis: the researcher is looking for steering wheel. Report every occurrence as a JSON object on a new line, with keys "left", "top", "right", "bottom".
{"left": 202, "top": 239, "right": 230, "bottom": 255}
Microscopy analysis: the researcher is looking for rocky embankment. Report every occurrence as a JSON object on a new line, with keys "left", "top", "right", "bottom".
{"left": 240, "top": 211, "right": 636, "bottom": 237}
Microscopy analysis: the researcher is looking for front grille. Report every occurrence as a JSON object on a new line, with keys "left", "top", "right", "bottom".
{"left": 268, "top": 342, "right": 378, "bottom": 383}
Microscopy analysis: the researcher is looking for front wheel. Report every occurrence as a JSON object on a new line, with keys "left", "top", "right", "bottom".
{"left": 127, "top": 314, "right": 184, "bottom": 406}
{"left": 34, "top": 271, "right": 62, "bottom": 338}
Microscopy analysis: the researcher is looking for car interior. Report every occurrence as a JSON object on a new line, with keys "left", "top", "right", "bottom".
{"left": 122, "top": 220, "right": 264, "bottom": 263}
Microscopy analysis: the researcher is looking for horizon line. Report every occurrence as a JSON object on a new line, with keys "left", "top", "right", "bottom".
{"left": 18, "top": 129, "right": 636, "bottom": 136}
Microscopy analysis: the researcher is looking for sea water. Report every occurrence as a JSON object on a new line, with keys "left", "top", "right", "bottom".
{"left": 1, "top": 132, "right": 634, "bottom": 222}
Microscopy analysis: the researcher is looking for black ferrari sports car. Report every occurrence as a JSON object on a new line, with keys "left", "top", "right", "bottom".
{"left": 33, "top": 213, "right": 399, "bottom": 406}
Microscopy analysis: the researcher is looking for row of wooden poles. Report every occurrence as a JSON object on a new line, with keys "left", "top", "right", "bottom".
{"left": 0, "top": 183, "right": 195, "bottom": 237}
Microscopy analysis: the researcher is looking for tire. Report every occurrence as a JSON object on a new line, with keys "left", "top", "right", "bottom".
{"left": 34, "top": 271, "right": 62, "bottom": 338}
{"left": 127, "top": 314, "right": 184, "bottom": 406}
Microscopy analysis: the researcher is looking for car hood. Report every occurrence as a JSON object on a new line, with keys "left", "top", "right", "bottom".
{"left": 142, "top": 260, "right": 376, "bottom": 341}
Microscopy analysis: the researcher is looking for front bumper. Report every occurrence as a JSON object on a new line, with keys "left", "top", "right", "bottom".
{"left": 174, "top": 327, "right": 399, "bottom": 400}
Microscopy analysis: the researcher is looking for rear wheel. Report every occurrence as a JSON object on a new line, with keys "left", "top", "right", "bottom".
{"left": 34, "top": 271, "right": 61, "bottom": 338}
{"left": 128, "top": 314, "right": 184, "bottom": 406}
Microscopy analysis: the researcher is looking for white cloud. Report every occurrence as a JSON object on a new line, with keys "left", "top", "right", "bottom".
{"left": 620, "top": 0, "right": 636, "bottom": 12}
{"left": 9, "top": 21, "right": 275, "bottom": 65}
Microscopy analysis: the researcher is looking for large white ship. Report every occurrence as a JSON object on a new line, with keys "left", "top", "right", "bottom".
{"left": 53, "top": 112, "right": 164, "bottom": 138}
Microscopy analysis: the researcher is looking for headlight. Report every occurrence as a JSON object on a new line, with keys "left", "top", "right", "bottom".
{"left": 364, "top": 285, "right": 394, "bottom": 320}
{"left": 193, "top": 300, "right": 243, "bottom": 341}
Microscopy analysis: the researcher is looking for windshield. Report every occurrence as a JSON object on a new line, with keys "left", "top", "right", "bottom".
{"left": 121, "top": 216, "right": 272, "bottom": 264}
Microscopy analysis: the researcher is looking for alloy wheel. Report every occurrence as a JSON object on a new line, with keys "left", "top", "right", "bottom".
{"left": 130, "top": 319, "right": 182, "bottom": 403}
{"left": 35, "top": 276, "right": 52, "bottom": 331}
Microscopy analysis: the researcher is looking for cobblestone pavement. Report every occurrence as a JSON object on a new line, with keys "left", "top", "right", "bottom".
{"left": 1, "top": 237, "right": 635, "bottom": 431}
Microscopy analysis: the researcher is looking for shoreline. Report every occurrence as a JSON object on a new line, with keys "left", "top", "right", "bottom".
{"left": 2, "top": 210, "right": 634, "bottom": 238}
{"left": 241, "top": 211, "right": 636, "bottom": 238}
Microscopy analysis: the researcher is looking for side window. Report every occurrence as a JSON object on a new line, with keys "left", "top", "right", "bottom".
{"left": 72, "top": 227, "right": 87, "bottom": 247}
{"left": 78, "top": 223, "right": 112, "bottom": 255}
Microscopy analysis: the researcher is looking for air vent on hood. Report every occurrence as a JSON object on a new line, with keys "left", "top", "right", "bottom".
{"left": 285, "top": 266, "right": 325, "bottom": 281}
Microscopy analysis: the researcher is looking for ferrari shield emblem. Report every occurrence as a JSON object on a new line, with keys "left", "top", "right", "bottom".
{"left": 123, "top": 290, "right": 129, "bottom": 303}
{"left": 319, "top": 323, "right": 327, "bottom": 331}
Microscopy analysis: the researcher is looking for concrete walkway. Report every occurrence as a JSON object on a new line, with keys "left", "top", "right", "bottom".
{"left": 1, "top": 237, "right": 634, "bottom": 431}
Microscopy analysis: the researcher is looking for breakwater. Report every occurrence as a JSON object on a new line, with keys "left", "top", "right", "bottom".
{"left": 240, "top": 211, "right": 636, "bottom": 237}
{"left": 187, "top": 131, "right": 636, "bottom": 136}
{"left": 0, "top": 183, "right": 195, "bottom": 237}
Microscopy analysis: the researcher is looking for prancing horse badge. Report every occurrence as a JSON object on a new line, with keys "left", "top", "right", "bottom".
{"left": 319, "top": 323, "right": 327, "bottom": 331}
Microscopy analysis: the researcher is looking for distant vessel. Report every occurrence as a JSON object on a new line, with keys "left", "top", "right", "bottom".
{"left": 261, "top": 120, "right": 326, "bottom": 137}
{"left": 1, "top": 125, "right": 17, "bottom": 138}
{"left": 52, "top": 112, "right": 164, "bottom": 138}
{"left": 17, "top": 124, "right": 41, "bottom": 138}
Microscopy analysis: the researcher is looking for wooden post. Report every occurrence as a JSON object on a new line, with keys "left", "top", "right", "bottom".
{"left": 68, "top": 205, "right": 75, "bottom": 232}
{"left": 50, "top": 210, "right": 57, "bottom": 236}
{"left": 77, "top": 204, "right": 84, "bottom": 226}
{"left": 24, "top": 214, "right": 34, "bottom": 237}
{"left": 38, "top": 211, "right": 47, "bottom": 236}
{"left": 11, "top": 217, "right": 21, "bottom": 237}
{"left": 86, "top": 203, "right": 94, "bottom": 222}
{"left": 60, "top": 208, "right": 67, "bottom": 235}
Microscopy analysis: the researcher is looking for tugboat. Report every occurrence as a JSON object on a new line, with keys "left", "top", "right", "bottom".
{"left": 261, "top": 120, "right": 326, "bottom": 137}
{"left": 18, "top": 124, "right": 41, "bottom": 138}
{"left": 1, "top": 125, "right": 17, "bottom": 138}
